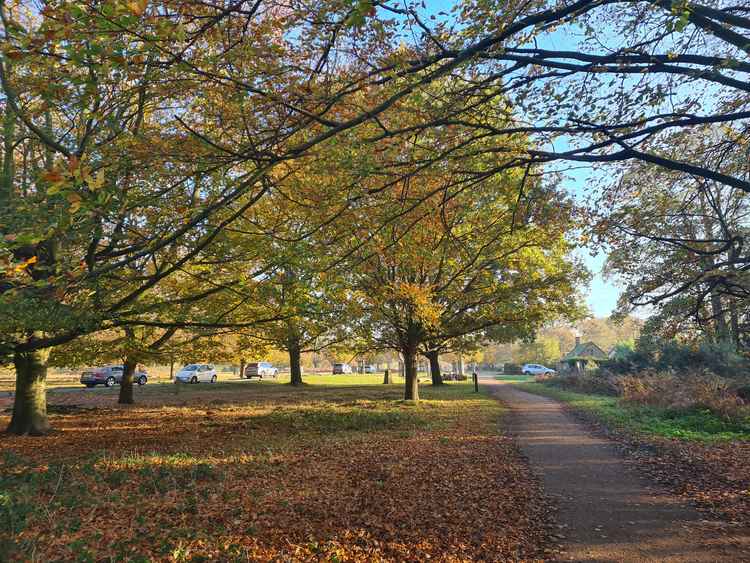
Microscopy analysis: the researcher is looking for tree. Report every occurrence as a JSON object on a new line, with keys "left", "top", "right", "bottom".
{"left": 345, "top": 121, "right": 585, "bottom": 399}
{"left": 600, "top": 126, "right": 750, "bottom": 347}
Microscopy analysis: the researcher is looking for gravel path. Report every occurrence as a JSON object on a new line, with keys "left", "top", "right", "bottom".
{"left": 484, "top": 378, "right": 742, "bottom": 562}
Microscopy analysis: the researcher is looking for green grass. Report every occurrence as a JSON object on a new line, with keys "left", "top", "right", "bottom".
{"left": 494, "top": 374, "right": 533, "bottom": 383}
{"left": 515, "top": 382, "right": 750, "bottom": 442}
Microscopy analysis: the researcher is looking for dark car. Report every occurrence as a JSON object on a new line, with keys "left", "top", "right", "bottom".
{"left": 80, "top": 365, "right": 148, "bottom": 388}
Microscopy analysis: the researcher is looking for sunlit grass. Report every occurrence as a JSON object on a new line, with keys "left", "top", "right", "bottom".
{"left": 515, "top": 382, "right": 750, "bottom": 442}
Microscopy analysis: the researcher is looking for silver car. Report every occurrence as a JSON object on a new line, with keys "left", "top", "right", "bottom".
{"left": 80, "top": 365, "right": 148, "bottom": 388}
{"left": 521, "top": 363, "right": 556, "bottom": 376}
{"left": 244, "top": 362, "right": 278, "bottom": 379}
{"left": 175, "top": 364, "right": 217, "bottom": 384}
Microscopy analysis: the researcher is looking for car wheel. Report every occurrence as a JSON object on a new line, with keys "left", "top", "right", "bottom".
{"left": 105, "top": 376, "right": 116, "bottom": 387}
{"left": 137, "top": 375, "right": 147, "bottom": 385}
{"left": 211, "top": 374, "right": 217, "bottom": 383}
{"left": 191, "top": 376, "right": 198, "bottom": 384}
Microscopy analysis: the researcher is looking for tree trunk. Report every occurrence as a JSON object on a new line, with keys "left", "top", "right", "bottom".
{"left": 289, "top": 345, "right": 303, "bottom": 386}
{"left": 118, "top": 357, "right": 137, "bottom": 405}
{"left": 383, "top": 368, "right": 391, "bottom": 384}
{"left": 403, "top": 347, "right": 419, "bottom": 401}
{"left": 7, "top": 349, "right": 51, "bottom": 435}
{"left": 729, "top": 300, "right": 741, "bottom": 350}
{"left": 239, "top": 358, "right": 246, "bottom": 380}
{"left": 425, "top": 350, "right": 443, "bottom": 385}
{"left": 169, "top": 356, "right": 175, "bottom": 381}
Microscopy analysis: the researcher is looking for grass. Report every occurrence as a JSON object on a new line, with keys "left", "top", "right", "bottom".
{"left": 515, "top": 382, "right": 750, "bottom": 442}
{"left": 0, "top": 379, "right": 549, "bottom": 561}
{"left": 494, "top": 374, "right": 534, "bottom": 383}
{"left": 0, "top": 368, "right": 420, "bottom": 392}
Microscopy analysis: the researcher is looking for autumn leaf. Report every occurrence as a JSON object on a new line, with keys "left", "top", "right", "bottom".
{"left": 127, "top": 0, "right": 148, "bottom": 16}
{"left": 41, "top": 169, "right": 64, "bottom": 184}
{"left": 86, "top": 169, "right": 106, "bottom": 191}
{"left": 14, "top": 256, "right": 38, "bottom": 272}
{"left": 67, "top": 192, "right": 83, "bottom": 213}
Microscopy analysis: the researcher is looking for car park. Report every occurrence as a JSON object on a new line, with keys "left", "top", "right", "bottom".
{"left": 521, "top": 363, "right": 556, "bottom": 376}
{"left": 80, "top": 365, "right": 148, "bottom": 388}
{"left": 174, "top": 364, "right": 217, "bottom": 384}
{"left": 333, "top": 363, "right": 353, "bottom": 374}
{"left": 244, "top": 362, "right": 279, "bottom": 379}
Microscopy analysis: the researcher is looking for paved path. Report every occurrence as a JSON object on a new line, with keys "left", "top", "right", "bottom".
{"left": 484, "top": 378, "right": 742, "bottom": 562}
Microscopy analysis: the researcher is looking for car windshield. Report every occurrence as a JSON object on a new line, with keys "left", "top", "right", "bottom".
{"left": 183, "top": 365, "right": 199, "bottom": 371}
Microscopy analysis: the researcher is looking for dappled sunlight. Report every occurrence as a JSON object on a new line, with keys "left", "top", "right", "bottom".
{"left": 1, "top": 381, "right": 553, "bottom": 561}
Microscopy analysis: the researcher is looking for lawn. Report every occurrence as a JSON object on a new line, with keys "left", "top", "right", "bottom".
{"left": 515, "top": 382, "right": 750, "bottom": 442}
{"left": 0, "top": 380, "right": 549, "bottom": 561}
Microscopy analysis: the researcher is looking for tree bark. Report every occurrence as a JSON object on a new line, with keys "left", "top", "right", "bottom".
{"left": 403, "top": 346, "right": 419, "bottom": 401}
{"left": 239, "top": 358, "right": 246, "bottom": 380}
{"left": 289, "top": 344, "right": 303, "bottom": 386}
{"left": 383, "top": 368, "right": 391, "bottom": 384}
{"left": 118, "top": 356, "right": 137, "bottom": 405}
{"left": 425, "top": 350, "right": 443, "bottom": 385}
{"left": 7, "top": 349, "right": 51, "bottom": 435}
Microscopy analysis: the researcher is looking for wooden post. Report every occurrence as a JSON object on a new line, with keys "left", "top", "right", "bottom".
{"left": 472, "top": 371, "right": 479, "bottom": 393}
{"left": 383, "top": 368, "right": 390, "bottom": 384}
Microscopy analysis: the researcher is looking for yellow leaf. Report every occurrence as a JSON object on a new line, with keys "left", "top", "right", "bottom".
{"left": 127, "top": 0, "right": 148, "bottom": 16}
{"left": 67, "top": 192, "right": 82, "bottom": 213}
{"left": 14, "top": 256, "right": 37, "bottom": 272}
{"left": 87, "top": 169, "right": 105, "bottom": 190}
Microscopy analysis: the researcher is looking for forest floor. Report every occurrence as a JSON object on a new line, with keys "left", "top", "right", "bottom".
{"left": 486, "top": 378, "right": 750, "bottom": 562}
{"left": 1, "top": 379, "right": 552, "bottom": 562}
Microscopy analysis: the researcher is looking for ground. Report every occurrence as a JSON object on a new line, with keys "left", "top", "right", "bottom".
{"left": 0, "top": 377, "right": 550, "bottom": 562}
{"left": 486, "top": 378, "right": 749, "bottom": 561}
{"left": 514, "top": 380, "right": 750, "bottom": 534}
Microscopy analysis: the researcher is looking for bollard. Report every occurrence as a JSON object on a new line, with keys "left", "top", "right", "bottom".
{"left": 472, "top": 371, "right": 478, "bottom": 393}
{"left": 383, "top": 368, "right": 390, "bottom": 384}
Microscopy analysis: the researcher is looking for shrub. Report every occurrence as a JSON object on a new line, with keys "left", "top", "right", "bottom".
{"left": 600, "top": 338, "right": 749, "bottom": 378}
{"left": 599, "top": 348, "right": 652, "bottom": 375}
{"left": 618, "top": 370, "right": 749, "bottom": 422}
{"left": 736, "top": 385, "right": 750, "bottom": 403}
{"left": 543, "top": 372, "right": 620, "bottom": 396}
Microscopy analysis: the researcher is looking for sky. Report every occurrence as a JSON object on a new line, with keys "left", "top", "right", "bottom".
{"left": 403, "top": 0, "right": 626, "bottom": 318}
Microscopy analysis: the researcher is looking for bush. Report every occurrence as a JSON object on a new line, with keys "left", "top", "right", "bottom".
{"left": 600, "top": 338, "right": 749, "bottom": 378}
{"left": 618, "top": 370, "right": 749, "bottom": 422}
{"left": 542, "top": 372, "right": 620, "bottom": 396}
{"left": 599, "top": 348, "right": 652, "bottom": 375}
{"left": 503, "top": 363, "right": 522, "bottom": 375}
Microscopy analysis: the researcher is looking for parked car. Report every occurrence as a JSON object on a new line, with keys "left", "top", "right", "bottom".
{"left": 333, "top": 363, "right": 353, "bottom": 374}
{"left": 80, "top": 365, "right": 148, "bottom": 388}
{"left": 244, "top": 362, "right": 279, "bottom": 379}
{"left": 521, "top": 364, "right": 556, "bottom": 376}
{"left": 175, "top": 364, "right": 217, "bottom": 384}
{"left": 361, "top": 364, "right": 377, "bottom": 374}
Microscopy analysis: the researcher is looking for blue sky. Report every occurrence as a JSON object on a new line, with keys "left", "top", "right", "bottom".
{"left": 578, "top": 233, "right": 620, "bottom": 318}
{"left": 401, "top": 0, "right": 625, "bottom": 318}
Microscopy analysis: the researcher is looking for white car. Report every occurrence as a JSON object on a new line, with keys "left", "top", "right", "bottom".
{"left": 244, "top": 362, "right": 278, "bottom": 379}
{"left": 332, "top": 362, "right": 353, "bottom": 374}
{"left": 521, "top": 364, "right": 556, "bottom": 376}
{"left": 175, "top": 363, "right": 217, "bottom": 384}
